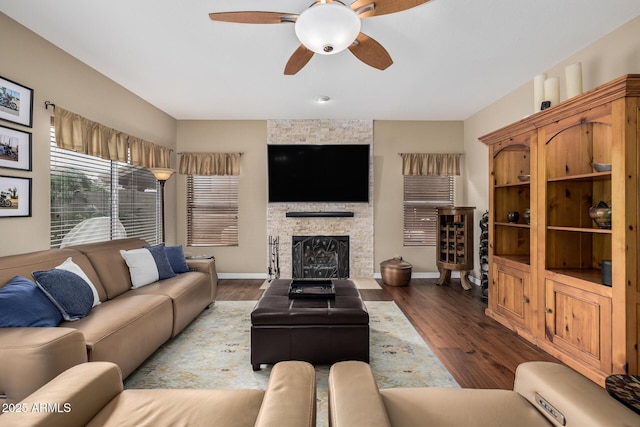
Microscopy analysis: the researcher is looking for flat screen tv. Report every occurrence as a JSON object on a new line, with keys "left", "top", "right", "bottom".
{"left": 268, "top": 144, "right": 370, "bottom": 203}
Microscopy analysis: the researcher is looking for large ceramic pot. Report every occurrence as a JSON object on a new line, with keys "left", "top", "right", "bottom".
{"left": 589, "top": 201, "right": 612, "bottom": 229}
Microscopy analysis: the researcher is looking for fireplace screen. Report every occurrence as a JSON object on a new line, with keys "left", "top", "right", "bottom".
{"left": 292, "top": 236, "right": 349, "bottom": 279}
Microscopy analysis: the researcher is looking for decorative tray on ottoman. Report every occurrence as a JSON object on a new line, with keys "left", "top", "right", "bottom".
{"left": 288, "top": 279, "right": 336, "bottom": 299}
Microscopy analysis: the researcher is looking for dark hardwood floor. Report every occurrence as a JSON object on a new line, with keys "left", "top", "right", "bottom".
{"left": 216, "top": 278, "right": 560, "bottom": 390}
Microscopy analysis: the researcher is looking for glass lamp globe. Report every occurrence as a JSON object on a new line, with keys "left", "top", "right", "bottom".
{"left": 294, "top": 2, "right": 361, "bottom": 55}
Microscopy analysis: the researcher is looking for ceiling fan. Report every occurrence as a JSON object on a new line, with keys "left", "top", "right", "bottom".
{"left": 209, "top": 0, "right": 431, "bottom": 75}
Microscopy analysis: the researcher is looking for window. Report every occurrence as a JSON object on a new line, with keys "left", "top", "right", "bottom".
{"left": 403, "top": 175, "right": 455, "bottom": 246}
{"left": 50, "top": 127, "right": 160, "bottom": 248}
{"left": 187, "top": 175, "right": 239, "bottom": 246}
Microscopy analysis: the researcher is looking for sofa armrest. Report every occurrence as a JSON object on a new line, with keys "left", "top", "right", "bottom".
{"left": 0, "top": 362, "right": 123, "bottom": 427}
{"left": 0, "top": 328, "right": 87, "bottom": 404}
{"left": 328, "top": 361, "right": 392, "bottom": 427}
{"left": 514, "top": 361, "right": 639, "bottom": 427}
{"left": 186, "top": 258, "right": 218, "bottom": 301}
{"left": 254, "top": 361, "right": 316, "bottom": 427}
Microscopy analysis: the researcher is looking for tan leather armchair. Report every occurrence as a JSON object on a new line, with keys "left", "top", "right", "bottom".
{"left": 328, "top": 361, "right": 639, "bottom": 427}
{"left": 1, "top": 360, "right": 316, "bottom": 427}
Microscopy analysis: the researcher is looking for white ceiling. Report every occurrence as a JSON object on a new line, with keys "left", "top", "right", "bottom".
{"left": 2, "top": 0, "right": 640, "bottom": 121}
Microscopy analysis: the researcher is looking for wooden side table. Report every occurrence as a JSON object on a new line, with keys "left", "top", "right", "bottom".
{"left": 436, "top": 206, "right": 475, "bottom": 290}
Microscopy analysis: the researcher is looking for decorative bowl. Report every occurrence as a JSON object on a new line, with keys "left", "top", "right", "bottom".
{"left": 591, "top": 163, "right": 612, "bottom": 172}
{"left": 517, "top": 174, "right": 530, "bottom": 182}
{"left": 589, "top": 201, "right": 611, "bottom": 229}
{"left": 507, "top": 211, "right": 520, "bottom": 223}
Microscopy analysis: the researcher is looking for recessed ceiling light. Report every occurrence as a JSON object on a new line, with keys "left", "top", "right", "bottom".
{"left": 315, "top": 96, "right": 331, "bottom": 103}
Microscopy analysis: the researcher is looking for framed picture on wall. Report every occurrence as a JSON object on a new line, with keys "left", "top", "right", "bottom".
{"left": 0, "top": 175, "right": 32, "bottom": 217}
{"left": 0, "top": 76, "right": 34, "bottom": 128}
{"left": 0, "top": 125, "right": 32, "bottom": 171}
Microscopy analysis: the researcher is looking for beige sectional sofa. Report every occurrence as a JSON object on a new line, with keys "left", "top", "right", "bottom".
{"left": 328, "top": 361, "right": 639, "bottom": 427}
{"left": 0, "top": 360, "right": 316, "bottom": 427}
{"left": 0, "top": 238, "right": 217, "bottom": 405}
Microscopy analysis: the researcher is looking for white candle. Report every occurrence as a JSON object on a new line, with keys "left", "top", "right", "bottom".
{"left": 533, "top": 73, "right": 547, "bottom": 112}
{"left": 566, "top": 62, "right": 583, "bottom": 98}
{"left": 544, "top": 77, "right": 560, "bottom": 106}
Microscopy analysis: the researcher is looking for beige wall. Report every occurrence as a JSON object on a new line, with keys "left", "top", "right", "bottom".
{"left": 0, "top": 13, "right": 177, "bottom": 256}
{"left": 175, "top": 121, "right": 267, "bottom": 276}
{"left": 176, "top": 120, "right": 464, "bottom": 276}
{"left": 373, "top": 121, "right": 465, "bottom": 274}
{"left": 5, "top": 10, "right": 639, "bottom": 277}
{"left": 464, "top": 15, "right": 640, "bottom": 278}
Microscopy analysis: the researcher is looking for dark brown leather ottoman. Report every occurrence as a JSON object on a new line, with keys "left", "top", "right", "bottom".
{"left": 251, "top": 279, "right": 369, "bottom": 370}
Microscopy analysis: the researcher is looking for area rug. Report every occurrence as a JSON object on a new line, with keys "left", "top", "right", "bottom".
{"left": 260, "top": 277, "right": 381, "bottom": 289}
{"left": 125, "top": 301, "right": 458, "bottom": 426}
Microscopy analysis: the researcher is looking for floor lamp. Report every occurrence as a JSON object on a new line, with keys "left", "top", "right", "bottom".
{"left": 149, "top": 167, "right": 176, "bottom": 243}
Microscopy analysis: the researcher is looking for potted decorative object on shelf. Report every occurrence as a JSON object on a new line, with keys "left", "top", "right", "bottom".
{"left": 589, "top": 201, "right": 612, "bottom": 229}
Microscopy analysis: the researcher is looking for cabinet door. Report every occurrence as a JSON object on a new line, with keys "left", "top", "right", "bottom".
{"left": 492, "top": 262, "right": 531, "bottom": 330}
{"left": 544, "top": 279, "right": 612, "bottom": 373}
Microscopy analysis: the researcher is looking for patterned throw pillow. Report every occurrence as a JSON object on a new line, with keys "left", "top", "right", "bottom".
{"left": 32, "top": 269, "right": 94, "bottom": 321}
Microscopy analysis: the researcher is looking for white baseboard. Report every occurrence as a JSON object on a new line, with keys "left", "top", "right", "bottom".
{"left": 219, "top": 272, "right": 481, "bottom": 287}
{"left": 217, "top": 273, "right": 269, "bottom": 279}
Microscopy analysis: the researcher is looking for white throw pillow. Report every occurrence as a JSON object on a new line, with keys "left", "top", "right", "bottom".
{"left": 120, "top": 249, "right": 160, "bottom": 289}
{"left": 56, "top": 257, "right": 101, "bottom": 307}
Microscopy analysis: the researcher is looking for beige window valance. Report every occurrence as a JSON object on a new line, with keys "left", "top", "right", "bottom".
{"left": 401, "top": 153, "right": 462, "bottom": 176}
{"left": 54, "top": 106, "right": 171, "bottom": 168}
{"left": 179, "top": 152, "right": 241, "bottom": 176}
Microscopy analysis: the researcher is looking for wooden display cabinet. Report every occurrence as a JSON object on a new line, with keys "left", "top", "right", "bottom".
{"left": 436, "top": 206, "right": 474, "bottom": 290}
{"left": 480, "top": 75, "right": 640, "bottom": 386}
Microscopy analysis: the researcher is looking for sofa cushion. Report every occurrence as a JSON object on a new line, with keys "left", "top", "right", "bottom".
{"left": 87, "top": 389, "right": 266, "bottom": 427}
{"left": 129, "top": 271, "right": 213, "bottom": 336}
{"left": 380, "top": 388, "right": 551, "bottom": 427}
{"left": 32, "top": 269, "right": 95, "bottom": 321}
{"left": 120, "top": 247, "right": 175, "bottom": 289}
{"left": 60, "top": 293, "right": 173, "bottom": 378}
{"left": 56, "top": 257, "right": 101, "bottom": 307}
{"left": 0, "top": 248, "right": 108, "bottom": 302}
{"left": 0, "top": 276, "right": 62, "bottom": 327}
{"left": 164, "top": 245, "right": 190, "bottom": 273}
{"left": 69, "top": 238, "right": 148, "bottom": 299}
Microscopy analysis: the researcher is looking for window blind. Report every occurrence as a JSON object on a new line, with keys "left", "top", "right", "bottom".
{"left": 403, "top": 175, "right": 454, "bottom": 246}
{"left": 50, "top": 126, "right": 159, "bottom": 248}
{"left": 187, "top": 175, "right": 239, "bottom": 246}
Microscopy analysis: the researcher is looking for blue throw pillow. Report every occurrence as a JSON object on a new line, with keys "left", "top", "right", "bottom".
{"left": 0, "top": 276, "right": 63, "bottom": 327}
{"left": 144, "top": 244, "right": 177, "bottom": 280}
{"left": 32, "top": 269, "right": 94, "bottom": 321}
{"left": 164, "top": 245, "right": 190, "bottom": 274}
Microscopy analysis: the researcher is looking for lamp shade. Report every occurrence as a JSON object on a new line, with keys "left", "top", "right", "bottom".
{"left": 295, "top": 2, "right": 361, "bottom": 55}
{"left": 149, "top": 167, "right": 176, "bottom": 181}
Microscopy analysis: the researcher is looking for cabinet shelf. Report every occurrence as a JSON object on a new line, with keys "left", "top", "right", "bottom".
{"left": 547, "top": 171, "right": 611, "bottom": 183}
{"left": 494, "top": 182, "right": 530, "bottom": 188}
{"left": 493, "top": 254, "right": 531, "bottom": 266}
{"left": 496, "top": 222, "right": 530, "bottom": 229}
{"left": 547, "top": 225, "right": 612, "bottom": 234}
{"left": 546, "top": 268, "right": 612, "bottom": 296}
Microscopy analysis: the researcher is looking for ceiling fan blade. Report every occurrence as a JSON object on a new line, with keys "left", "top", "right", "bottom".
{"left": 348, "top": 33, "right": 393, "bottom": 70}
{"left": 284, "top": 45, "right": 314, "bottom": 75}
{"left": 208, "top": 11, "right": 297, "bottom": 24}
{"left": 351, "top": 0, "right": 430, "bottom": 18}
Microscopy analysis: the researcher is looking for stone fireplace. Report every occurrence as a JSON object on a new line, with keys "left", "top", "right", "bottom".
{"left": 292, "top": 236, "right": 349, "bottom": 278}
{"left": 266, "top": 119, "right": 374, "bottom": 278}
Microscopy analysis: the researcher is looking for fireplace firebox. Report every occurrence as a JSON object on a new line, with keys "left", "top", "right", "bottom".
{"left": 292, "top": 236, "right": 349, "bottom": 279}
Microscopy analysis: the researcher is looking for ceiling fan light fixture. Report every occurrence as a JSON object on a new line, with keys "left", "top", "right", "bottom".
{"left": 294, "top": 2, "right": 361, "bottom": 55}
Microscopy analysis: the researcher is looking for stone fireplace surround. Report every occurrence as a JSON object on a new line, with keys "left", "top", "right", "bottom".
{"left": 266, "top": 119, "right": 374, "bottom": 278}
